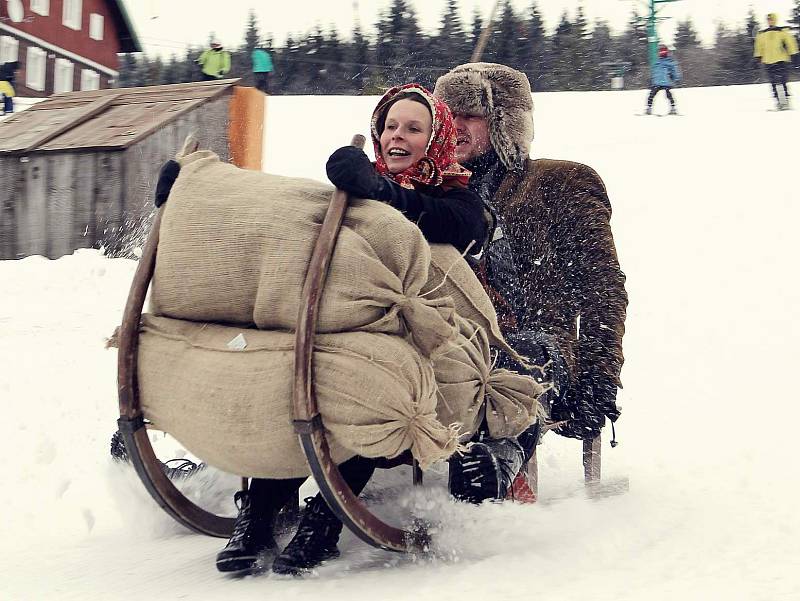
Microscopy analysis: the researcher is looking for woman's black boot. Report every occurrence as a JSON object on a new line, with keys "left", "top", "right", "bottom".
{"left": 271, "top": 495, "right": 343, "bottom": 575}
{"left": 216, "top": 490, "right": 278, "bottom": 574}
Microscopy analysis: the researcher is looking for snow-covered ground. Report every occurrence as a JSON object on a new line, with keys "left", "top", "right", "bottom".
{"left": 3, "top": 82, "right": 799, "bottom": 600}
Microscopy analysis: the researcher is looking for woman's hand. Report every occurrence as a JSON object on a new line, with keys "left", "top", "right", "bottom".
{"left": 155, "top": 160, "right": 181, "bottom": 207}
{"left": 325, "top": 146, "right": 384, "bottom": 198}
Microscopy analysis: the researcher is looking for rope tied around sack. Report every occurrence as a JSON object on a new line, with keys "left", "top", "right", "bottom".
{"left": 391, "top": 293, "right": 459, "bottom": 358}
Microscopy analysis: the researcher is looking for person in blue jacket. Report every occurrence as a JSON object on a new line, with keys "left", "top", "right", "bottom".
{"left": 645, "top": 45, "right": 681, "bottom": 115}
{"left": 251, "top": 46, "right": 274, "bottom": 94}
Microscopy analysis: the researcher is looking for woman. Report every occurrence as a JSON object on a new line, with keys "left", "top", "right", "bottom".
{"left": 215, "top": 84, "right": 489, "bottom": 577}
{"left": 325, "top": 83, "right": 487, "bottom": 254}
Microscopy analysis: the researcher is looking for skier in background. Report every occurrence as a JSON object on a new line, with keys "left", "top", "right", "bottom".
{"left": 251, "top": 46, "right": 274, "bottom": 94}
{"left": 196, "top": 41, "right": 231, "bottom": 81}
{"left": 754, "top": 12, "right": 799, "bottom": 110}
{"left": 645, "top": 45, "right": 681, "bottom": 115}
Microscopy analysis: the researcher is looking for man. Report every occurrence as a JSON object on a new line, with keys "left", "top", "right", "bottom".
{"left": 196, "top": 41, "right": 231, "bottom": 82}
{"left": 754, "top": 13, "right": 799, "bottom": 110}
{"left": 645, "top": 45, "right": 681, "bottom": 116}
{"left": 433, "top": 63, "right": 628, "bottom": 503}
{"left": 251, "top": 46, "right": 274, "bottom": 94}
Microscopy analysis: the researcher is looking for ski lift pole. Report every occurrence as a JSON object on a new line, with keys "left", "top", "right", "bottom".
{"left": 470, "top": 0, "right": 500, "bottom": 62}
{"left": 646, "top": 0, "right": 681, "bottom": 69}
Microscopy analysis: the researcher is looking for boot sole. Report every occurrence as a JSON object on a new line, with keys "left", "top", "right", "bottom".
{"left": 271, "top": 548, "right": 340, "bottom": 576}
{"left": 216, "top": 554, "right": 263, "bottom": 575}
{"left": 216, "top": 546, "right": 277, "bottom": 575}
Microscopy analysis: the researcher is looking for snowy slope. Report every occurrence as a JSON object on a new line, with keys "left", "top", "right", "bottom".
{"left": 2, "top": 83, "right": 799, "bottom": 601}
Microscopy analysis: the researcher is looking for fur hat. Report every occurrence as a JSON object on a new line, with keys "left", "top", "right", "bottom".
{"left": 434, "top": 63, "right": 534, "bottom": 170}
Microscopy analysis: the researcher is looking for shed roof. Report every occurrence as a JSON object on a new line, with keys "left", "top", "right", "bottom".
{"left": 0, "top": 79, "right": 240, "bottom": 154}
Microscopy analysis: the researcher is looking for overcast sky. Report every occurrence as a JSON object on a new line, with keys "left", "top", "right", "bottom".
{"left": 126, "top": 1, "right": 797, "bottom": 57}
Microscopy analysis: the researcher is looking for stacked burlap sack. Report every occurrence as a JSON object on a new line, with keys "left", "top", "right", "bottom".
{"left": 139, "top": 150, "right": 542, "bottom": 479}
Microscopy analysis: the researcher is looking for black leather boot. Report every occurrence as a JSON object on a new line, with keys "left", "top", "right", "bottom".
{"left": 449, "top": 437, "right": 525, "bottom": 504}
{"left": 216, "top": 490, "right": 278, "bottom": 574}
{"left": 271, "top": 495, "right": 343, "bottom": 575}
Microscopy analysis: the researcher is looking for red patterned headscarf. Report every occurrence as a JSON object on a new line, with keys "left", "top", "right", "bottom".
{"left": 371, "top": 83, "right": 471, "bottom": 190}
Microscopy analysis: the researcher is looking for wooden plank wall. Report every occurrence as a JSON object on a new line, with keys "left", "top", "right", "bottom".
{"left": 0, "top": 157, "right": 18, "bottom": 259}
{"left": 115, "top": 93, "right": 231, "bottom": 257}
{"left": 18, "top": 157, "right": 49, "bottom": 257}
{"left": 4, "top": 93, "right": 232, "bottom": 260}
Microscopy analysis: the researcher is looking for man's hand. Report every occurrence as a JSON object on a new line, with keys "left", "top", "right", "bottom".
{"left": 155, "top": 160, "right": 181, "bottom": 208}
{"left": 325, "top": 146, "right": 385, "bottom": 199}
{"left": 753, "top": 57, "right": 762, "bottom": 69}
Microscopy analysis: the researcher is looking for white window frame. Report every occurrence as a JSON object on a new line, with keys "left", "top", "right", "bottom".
{"left": 80, "top": 68, "right": 99, "bottom": 91}
{"left": 89, "top": 13, "right": 104, "bottom": 41}
{"left": 53, "top": 58, "right": 73, "bottom": 93}
{"left": 62, "top": 0, "right": 83, "bottom": 31}
{"left": 0, "top": 36, "right": 20, "bottom": 63}
{"left": 31, "top": 0, "right": 50, "bottom": 16}
{"left": 25, "top": 46, "right": 47, "bottom": 91}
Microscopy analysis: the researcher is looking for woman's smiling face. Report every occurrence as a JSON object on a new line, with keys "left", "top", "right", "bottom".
{"left": 379, "top": 98, "right": 433, "bottom": 174}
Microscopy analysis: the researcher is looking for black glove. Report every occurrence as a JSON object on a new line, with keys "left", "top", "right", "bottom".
{"left": 154, "top": 160, "right": 180, "bottom": 208}
{"left": 325, "top": 146, "right": 387, "bottom": 199}
{"left": 753, "top": 57, "right": 762, "bottom": 69}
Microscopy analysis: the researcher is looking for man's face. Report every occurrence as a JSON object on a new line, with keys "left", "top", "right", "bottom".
{"left": 453, "top": 114, "right": 491, "bottom": 163}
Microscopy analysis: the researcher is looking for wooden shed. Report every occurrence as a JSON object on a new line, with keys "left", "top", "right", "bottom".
{"left": 0, "top": 79, "right": 265, "bottom": 260}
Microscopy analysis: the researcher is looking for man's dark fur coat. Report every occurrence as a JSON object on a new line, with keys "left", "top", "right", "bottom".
{"left": 493, "top": 158, "right": 627, "bottom": 439}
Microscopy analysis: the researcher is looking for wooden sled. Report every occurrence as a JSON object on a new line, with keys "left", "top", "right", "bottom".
{"left": 116, "top": 135, "right": 427, "bottom": 552}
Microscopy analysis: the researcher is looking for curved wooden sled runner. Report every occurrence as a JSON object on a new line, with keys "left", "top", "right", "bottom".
{"left": 116, "top": 135, "right": 427, "bottom": 551}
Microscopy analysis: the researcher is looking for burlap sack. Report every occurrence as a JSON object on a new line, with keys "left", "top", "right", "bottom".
{"left": 138, "top": 315, "right": 457, "bottom": 478}
{"left": 433, "top": 316, "right": 542, "bottom": 440}
{"left": 149, "top": 151, "right": 457, "bottom": 357}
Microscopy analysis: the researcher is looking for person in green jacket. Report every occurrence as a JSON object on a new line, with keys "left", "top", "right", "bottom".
{"left": 754, "top": 13, "right": 799, "bottom": 110}
{"left": 251, "top": 46, "right": 274, "bottom": 94}
{"left": 196, "top": 41, "right": 231, "bottom": 82}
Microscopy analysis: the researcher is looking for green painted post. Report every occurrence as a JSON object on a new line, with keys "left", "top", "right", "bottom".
{"left": 648, "top": 1, "right": 681, "bottom": 70}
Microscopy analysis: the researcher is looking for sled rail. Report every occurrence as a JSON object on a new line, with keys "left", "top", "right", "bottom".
{"left": 292, "top": 134, "right": 427, "bottom": 553}
{"left": 117, "top": 208, "right": 234, "bottom": 537}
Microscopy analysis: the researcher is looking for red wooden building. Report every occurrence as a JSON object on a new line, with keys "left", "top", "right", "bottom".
{"left": 0, "top": 0, "right": 140, "bottom": 97}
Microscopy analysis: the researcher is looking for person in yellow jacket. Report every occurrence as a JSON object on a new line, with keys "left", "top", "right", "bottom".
{"left": 1, "top": 60, "right": 18, "bottom": 115}
{"left": 754, "top": 13, "right": 799, "bottom": 110}
{"left": 196, "top": 41, "right": 231, "bottom": 82}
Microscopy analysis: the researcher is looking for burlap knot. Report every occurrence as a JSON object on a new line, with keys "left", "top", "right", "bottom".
{"left": 432, "top": 315, "right": 542, "bottom": 440}
{"left": 323, "top": 357, "right": 461, "bottom": 468}
{"left": 385, "top": 293, "right": 459, "bottom": 358}
{"left": 484, "top": 368, "right": 543, "bottom": 439}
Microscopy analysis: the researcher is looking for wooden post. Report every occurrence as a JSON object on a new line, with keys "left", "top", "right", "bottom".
{"left": 583, "top": 435, "right": 601, "bottom": 483}
{"left": 228, "top": 86, "right": 265, "bottom": 171}
{"left": 470, "top": 1, "right": 500, "bottom": 63}
{"left": 527, "top": 448, "right": 539, "bottom": 495}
